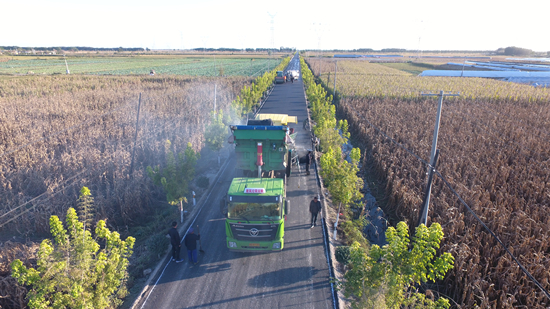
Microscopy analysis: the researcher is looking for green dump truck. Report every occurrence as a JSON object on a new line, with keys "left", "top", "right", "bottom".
{"left": 229, "top": 114, "right": 297, "bottom": 178}
{"left": 224, "top": 177, "right": 288, "bottom": 251}
{"left": 223, "top": 114, "right": 296, "bottom": 251}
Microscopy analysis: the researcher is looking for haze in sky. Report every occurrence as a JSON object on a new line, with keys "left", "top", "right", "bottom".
{"left": 4, "top": 0, "right": 549, "bottom": 52}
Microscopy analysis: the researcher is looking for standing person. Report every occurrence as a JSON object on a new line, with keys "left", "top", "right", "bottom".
{"left": 184, "top": 227, "right": 201, "bottom": 264}
{"left": 168, "top": 221, "right": 183, "bottom": 263}
{"left": 309, "top": 196, "right": 322, "bottom": 228}
{"left": 304, "top": 150, "right": 312, "bottom": 175}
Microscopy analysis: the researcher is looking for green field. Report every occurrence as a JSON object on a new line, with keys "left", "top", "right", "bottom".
{"left": 377, "top": 62, "right": 439, "bottom": 75}
{"left": 0, "top": 55, "right": 282, "bottom": 77}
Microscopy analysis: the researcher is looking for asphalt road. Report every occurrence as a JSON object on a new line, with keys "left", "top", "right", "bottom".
{"left": 136, "top": 54, "right": 334, "bottom": 309}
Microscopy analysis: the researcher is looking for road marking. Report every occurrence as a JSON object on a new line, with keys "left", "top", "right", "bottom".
{"left": 137, "top": 157, "right": 232, "bottom": 309}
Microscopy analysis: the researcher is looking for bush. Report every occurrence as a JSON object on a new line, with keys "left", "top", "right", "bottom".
{"left": 147, "top": 233, "right": 169, "bottom": 256}
{"left": 335, "top": 246, "right": 351, "bottom": 265}
{"left": 341, "top": 220, "right": 368, "bottom": 247}
{"left": 197, "top": 176, "right": 210, "bottom": 188}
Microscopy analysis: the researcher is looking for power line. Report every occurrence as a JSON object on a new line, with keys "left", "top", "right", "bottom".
{"left": 0, "top": 114, "right": 183, "bottom": 228}
{"left": 0, "top": 96, "right": 189, "bottom": 228}
{"left": 446, "top": 102, "right": 537, "bottom": 155}
{"left": 0, "top": 102, "right": 132, "bottom": 160}
{"left": 0, "top": 171, "right": 87, "bottom": 228}
{"left": 435, "top": 170, "right": 550, "bottom": 300}
{"left": 345, "top": 99, "right": 429, "bottom": 166}
{"left": 343, "top": 98, "right": 550, "bottom": 300}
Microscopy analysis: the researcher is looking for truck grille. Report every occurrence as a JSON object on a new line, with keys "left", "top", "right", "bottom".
{"left": 229, "top": 222, "right": 280, "bottom": 241}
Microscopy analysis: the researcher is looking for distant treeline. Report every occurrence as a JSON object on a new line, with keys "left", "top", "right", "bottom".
{"left": 192, "top": 47, "right": 296, "bottom": 53}
{"left": 2, "top": 46, "right": 546, "bottom": 56}
{"left": 0, "top": 46, "right": 146, "bottom": 52}
{"left": 0, "top": 46, "right": 297, "bottom": 53}
{"left": 312, "top": 48, "right": 496, "bottom": 53}
{"left": 314, "top": 47, "right": 549, "bottom": 56}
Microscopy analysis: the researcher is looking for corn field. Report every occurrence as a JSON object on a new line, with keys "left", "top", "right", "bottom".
{"left": 306, "top": 58, "right": 550, "bottom": 308}
{"left": 0, "top": 75, "right": 249, "bottom": 233}
{"left": 0, "top": 74, "right": 249, "bottom": 308}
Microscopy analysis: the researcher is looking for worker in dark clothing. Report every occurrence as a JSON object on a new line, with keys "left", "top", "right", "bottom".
{"left": 168, "top": 221, "right": 183, "bottom": 263}
{"left": 305, "top": 150, "right": 312, "bottom": 175}
{"left": 184, "top": 227, "right": 201, "bottom": 264}
{"left": 309, "top": 196, "right": 322, "bottom": 228}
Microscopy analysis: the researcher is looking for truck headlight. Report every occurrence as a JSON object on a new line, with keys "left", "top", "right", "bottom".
{"left": 229, "top": 242, "right": 237, "bottom": 248}
{"left": 272, "top": 242, "right": 281, "bottom": 249}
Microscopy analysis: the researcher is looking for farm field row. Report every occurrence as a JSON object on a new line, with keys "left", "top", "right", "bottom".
{"left": 307, "top": 58, "right": 550, "bottom": 102}
{"left": 304, "top": 58, "right": 550, "bottom": 308}
{"left": 0, "top": 55, "right": 282, "bottom": 76}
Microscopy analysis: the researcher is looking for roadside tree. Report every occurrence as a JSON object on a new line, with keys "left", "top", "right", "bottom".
{"left": 11, "top": 188, "right": 135, "bottom": 309}
{"left": 340, "top": 222, "right": 454, "bottom": 309}
{"left": 204, "top": 110, "right": 228, "bottom": 165}
{"left": 147, "top": 141, "right": 199, "bottom": 221}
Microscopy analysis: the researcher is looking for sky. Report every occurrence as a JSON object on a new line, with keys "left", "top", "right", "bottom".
{"left": 3, "top": 0, "right": 550, "bottom": 52}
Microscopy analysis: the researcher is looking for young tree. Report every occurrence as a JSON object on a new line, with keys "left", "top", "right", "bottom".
{"left": 11, "top": 188, "right": 135, "bottom": 309}
{"left": 147, "top": 140, "right": 199, "bottom": 222}
{"left": 78, "top": 186, "right": 94, "bottom": 232}
{"left": 340, "top": 222, "right": 454, "bottom": 309}
{"left": 323, "top": 147, "right": 363, "bottom": 209}
{"left": 204, "top": 110, "right": 227, "bottom": 166}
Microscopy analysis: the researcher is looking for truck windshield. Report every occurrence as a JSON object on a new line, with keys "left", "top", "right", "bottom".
{"left": 228, "top": 202, "right": 282, "bottom": 221}
{"left": 276, "top": 71, "right": 284, "bottom": 77}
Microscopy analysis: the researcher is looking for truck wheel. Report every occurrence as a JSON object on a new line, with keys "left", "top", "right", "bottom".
{"left": 285, "top": 200, "right": 290, "bottom": 215}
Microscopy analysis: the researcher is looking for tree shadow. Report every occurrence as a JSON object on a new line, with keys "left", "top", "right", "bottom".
{"left": 247, "top": 266, "right": 319, "bottom": 287}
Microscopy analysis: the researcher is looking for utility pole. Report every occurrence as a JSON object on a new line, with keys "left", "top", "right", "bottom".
{"left": 333, "top": 60, "right": 337, "bottom": 96}
{"left": 64, "top": 55, "right": 70, "bottom": 74}
{"left": 129, "top": 93, "right": 142, "bottom": 178}
{"left": 268, "top": 12, "right": 276, "bottom": 52}
{"left": 418, "top": 149, "right": 440, "bottom": 227}
{"left": 417, "top": 91, "right": 459, "bottom": 227}
{"left": 313, "top": 22, "right": 323, "bottom": 77}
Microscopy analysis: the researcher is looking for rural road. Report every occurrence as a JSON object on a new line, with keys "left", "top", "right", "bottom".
{"left": 134, "top": 54, "right": 336, "bottom": 309}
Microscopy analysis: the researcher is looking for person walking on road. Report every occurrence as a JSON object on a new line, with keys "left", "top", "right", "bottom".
{"left": 305, "top": 150, "right": 312, "bottom": 175}
{"left": 309, "top": 196, "right": 322, "bottom": 228}
{"left": 168, "top": 221, "right": 183, "bottom": 263}
{"left": 184, "top": 227, "right": 201, "bottom": 264}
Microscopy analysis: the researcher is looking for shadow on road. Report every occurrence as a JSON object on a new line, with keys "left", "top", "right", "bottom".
{"left": 247, "top": 266, "right": 319, "bottom": 287}
{"left": 285, "top": 223, "right": 314, "bottom": 231}
{"left": 181, "top": 281, "right": 328, "bottom": 309}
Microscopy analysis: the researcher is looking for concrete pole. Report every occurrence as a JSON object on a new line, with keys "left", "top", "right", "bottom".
{"left": 418, "top": 150, "right": 439, "bottom": 227}
{"left": 129, "top": 93, "right": 142, "bottom": 177}
{"left": 333, "top": 61, "right": 337, "bottom": 96}
{"left": 428, "top": 91, "right": 444, "bottom": 173}
{"left": 419, "top": 90, "right": 459, "bottom": 227}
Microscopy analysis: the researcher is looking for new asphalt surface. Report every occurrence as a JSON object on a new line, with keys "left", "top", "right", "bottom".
{"left": 136, "top": 53, "right": 334, "bottom": 309}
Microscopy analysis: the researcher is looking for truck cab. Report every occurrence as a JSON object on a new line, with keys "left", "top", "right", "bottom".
{"left": 223, "top": 178, "right": 289, "bottom": 251}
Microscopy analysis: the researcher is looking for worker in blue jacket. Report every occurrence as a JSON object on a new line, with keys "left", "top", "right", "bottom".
{"left": 184, "top": 227, "right": 201, "bottom": 264}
